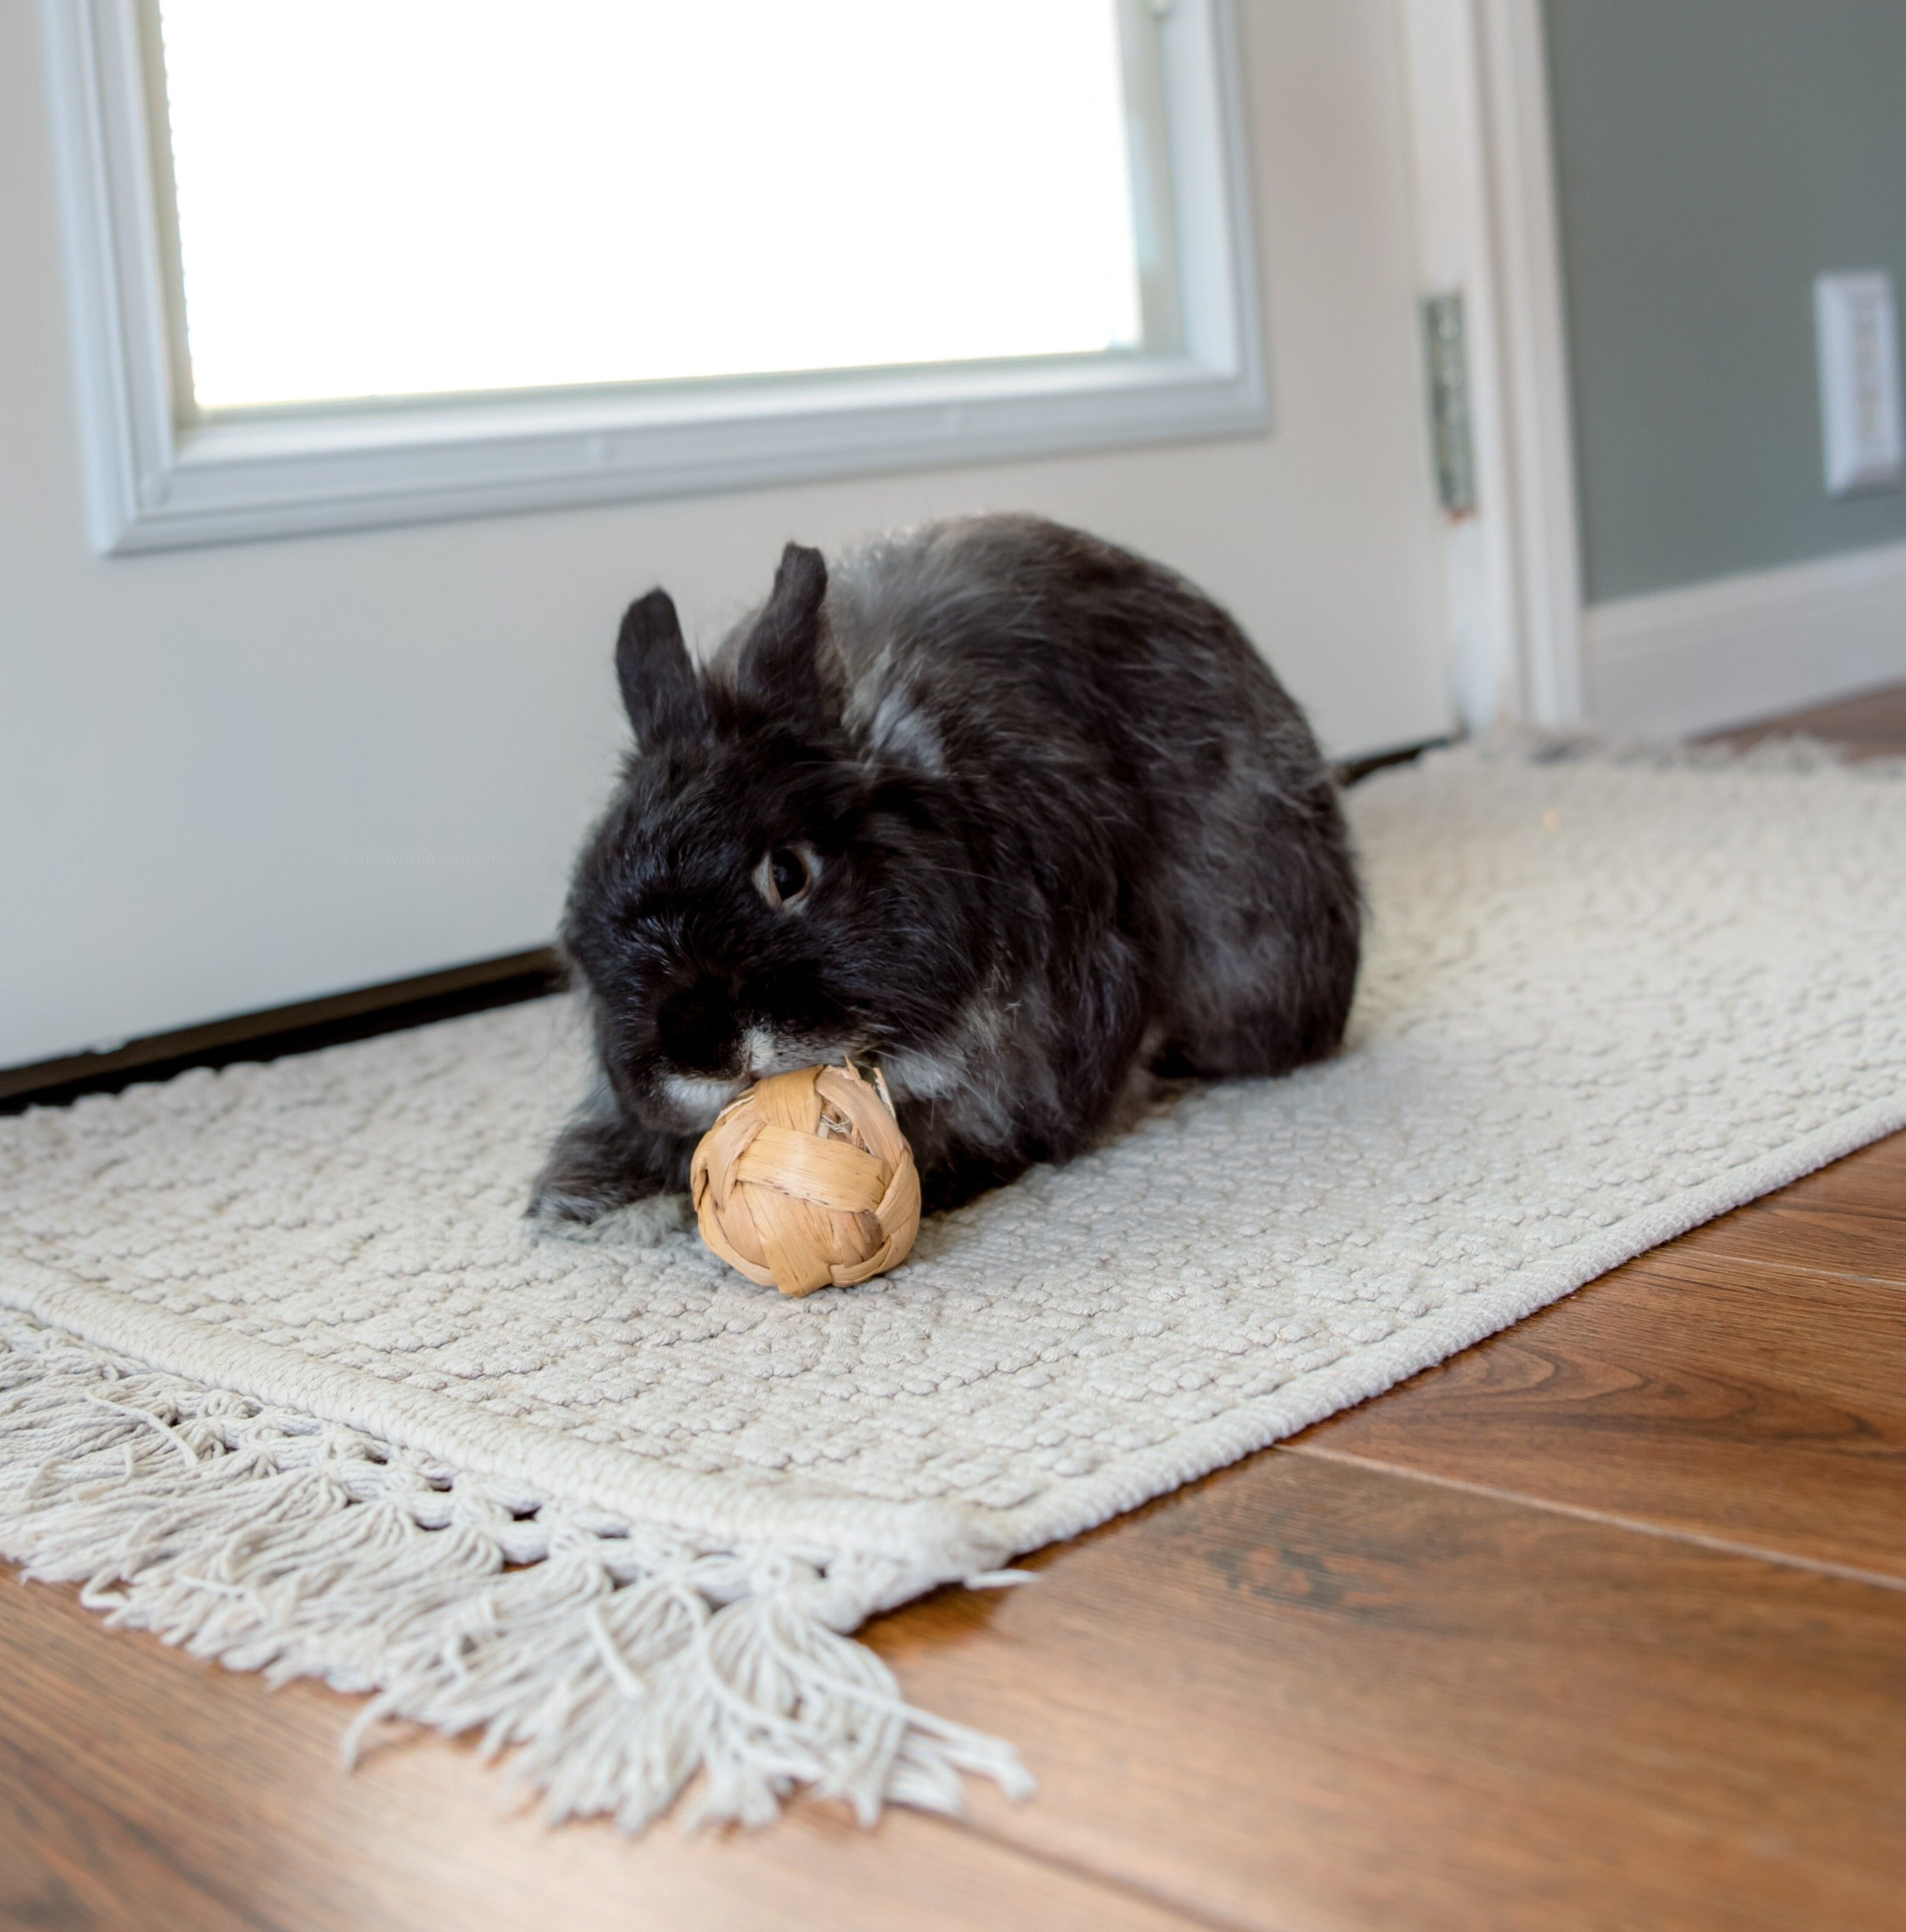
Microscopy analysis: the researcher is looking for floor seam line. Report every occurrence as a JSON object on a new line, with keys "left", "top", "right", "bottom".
{"left": 1280, "top": 1443, "right": 1906, "bottom": 1593}
{"left": 937, "top": 1811, "right": 1262, "bottom": 1932}
{"left": 1665, "top": 1252, "right": 1906, "bottom": 1293}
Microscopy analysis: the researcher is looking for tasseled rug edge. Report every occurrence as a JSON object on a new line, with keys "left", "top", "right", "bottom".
{"left": 0, "top": 1304, "right": 1034, "bottom": 1832}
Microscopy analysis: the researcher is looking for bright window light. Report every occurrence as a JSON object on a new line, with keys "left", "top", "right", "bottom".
{"left": 155, "top": 0, "right": 1147, "bottom": 413}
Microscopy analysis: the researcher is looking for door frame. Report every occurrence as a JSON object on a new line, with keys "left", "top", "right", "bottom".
{"left": 1401, "top": 0, "right": 1586, "bottom": 733}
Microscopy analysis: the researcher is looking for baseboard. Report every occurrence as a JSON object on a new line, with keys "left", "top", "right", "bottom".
{"left": 0, "top": 948, "right": 564, "bottom": 1114}
{"left": 1584, "top": 540, "right": 1906, "bottom": 737}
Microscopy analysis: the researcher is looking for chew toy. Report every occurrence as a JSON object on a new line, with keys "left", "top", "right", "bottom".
{"left": 690, "top": 1062, "right": 920, "bottom": 1296}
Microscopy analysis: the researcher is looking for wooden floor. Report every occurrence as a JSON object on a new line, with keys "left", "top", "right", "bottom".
{"left": 6, "top": 691, "right": 1905, "bottom": 1932}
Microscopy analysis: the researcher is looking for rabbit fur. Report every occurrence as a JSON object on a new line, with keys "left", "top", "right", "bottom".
{"left": 532, "top": 513, "right": 1359, "bottom": 1222}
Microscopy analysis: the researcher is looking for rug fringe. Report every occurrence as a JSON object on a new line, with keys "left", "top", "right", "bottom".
{"left": 0, "top": 1307, "right": 1032, "bottom": 1832}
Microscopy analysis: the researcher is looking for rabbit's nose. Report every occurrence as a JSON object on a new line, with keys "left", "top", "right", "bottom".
{"left": 655, "top": 976, "right": 740, "bottom": 1075}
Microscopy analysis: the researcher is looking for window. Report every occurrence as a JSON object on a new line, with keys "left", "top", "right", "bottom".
{"left": 48, "top": 0, "right": 1262, "bottom": 552}
{"left": 162, "top": 1, "right": 1156, "bottom": 408}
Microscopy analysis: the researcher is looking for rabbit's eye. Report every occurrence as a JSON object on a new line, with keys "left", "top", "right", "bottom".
{"left": 754, "top": 845, "right": 814, "bottom": 910}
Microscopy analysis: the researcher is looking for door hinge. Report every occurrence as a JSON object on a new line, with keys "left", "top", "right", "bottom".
{"left": 1422, "top": 292, "right": 1477, "bottom": 517}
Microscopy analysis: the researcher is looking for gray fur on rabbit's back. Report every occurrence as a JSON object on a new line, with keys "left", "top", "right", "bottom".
{"left": 534, "top": 513, "right": 1359, "bottom": 1222}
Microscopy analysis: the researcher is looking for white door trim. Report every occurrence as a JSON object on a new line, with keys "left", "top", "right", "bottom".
{"left": 1402, "top": 0, "right": 1585, "bottom": 733}
{"left": 1404, "top": 2, "right": 1906, "bottom": 745}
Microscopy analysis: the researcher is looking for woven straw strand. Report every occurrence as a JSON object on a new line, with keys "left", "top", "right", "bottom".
{"left": 690, "top": 1063, "right": 922, "bottom": 1296}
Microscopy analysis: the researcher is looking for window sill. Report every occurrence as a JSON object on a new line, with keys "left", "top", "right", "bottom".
{"left": 104, "top": 350, "right": 1266, "bottom": 553}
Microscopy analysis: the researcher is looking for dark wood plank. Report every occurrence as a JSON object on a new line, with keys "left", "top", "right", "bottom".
{"left": 867, "top": 1452, "right": 1906, "bottom": 1932}
{"left": 0, "top": 1572, "right": 1198, "bottom": 1932}
{"left": 1679, "top": 1198, "right": 1906, "bottom": 1286}
{"left": 1716, "top": 679, "right": 1906, "bottom": 756}
{"left": 1293, "top": 1243, "right": 1906, "bottom": 1581}
{"left": 1770, "top": 1132, "right": 1906, "bottom": 1223}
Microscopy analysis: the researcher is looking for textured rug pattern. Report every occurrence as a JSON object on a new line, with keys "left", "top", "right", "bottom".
{"left": 3, "top": 742, "right": 1903, "bottom": 1824}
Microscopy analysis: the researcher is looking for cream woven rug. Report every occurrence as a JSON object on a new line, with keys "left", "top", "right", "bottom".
{"left": 4, "top": 743, "right": 1904, "bottom": 1829}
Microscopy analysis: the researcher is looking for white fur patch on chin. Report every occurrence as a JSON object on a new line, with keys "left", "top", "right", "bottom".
{"left": 662, "top": 1073, "right": 745, "bottom": 1128}
{"left": 741, "top": 1028, "right": 853, "bottom": 1079}
{"left": 663, "top": 1039, "right": 854, "bottom": 1127}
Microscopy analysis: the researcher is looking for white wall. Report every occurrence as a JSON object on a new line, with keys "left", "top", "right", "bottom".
{"left": 0, "top": 0, "right": 1452, "bottom": 1069}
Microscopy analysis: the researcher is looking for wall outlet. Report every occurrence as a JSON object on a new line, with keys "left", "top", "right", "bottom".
{"left": 1814, "top": 272, "right": 1904, "bottom": 497}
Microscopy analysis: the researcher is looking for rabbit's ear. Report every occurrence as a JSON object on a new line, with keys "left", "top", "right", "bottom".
{"left": 735, "top": 543, "right": 829, "bottom": 729}
{"left": 615, "top": 588, "right": 709, "bottom": 746}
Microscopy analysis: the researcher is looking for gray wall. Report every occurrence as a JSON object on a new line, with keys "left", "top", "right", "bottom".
{"left": 1545, "top": 0, "right": 1906, "bottom": 604}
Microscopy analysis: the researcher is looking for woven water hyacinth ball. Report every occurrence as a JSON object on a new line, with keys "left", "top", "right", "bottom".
{"left": 690, "top": 1061, "right": 922, "bottom": 1297}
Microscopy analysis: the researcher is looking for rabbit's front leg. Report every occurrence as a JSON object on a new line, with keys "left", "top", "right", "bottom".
{"left": 915, "top": 1142, "right": 1035, "bottom": 1215}
{"left": 528, "top": 1086, "right": 695, "bottom": 1223}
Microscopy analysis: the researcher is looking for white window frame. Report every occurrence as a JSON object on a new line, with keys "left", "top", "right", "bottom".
{"left": 42, "top": 0, "right": 1267, "bottom": 555}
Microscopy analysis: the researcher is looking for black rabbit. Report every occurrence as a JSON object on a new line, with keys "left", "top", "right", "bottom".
{"left": 532, "top": 514, "right": 1359, "bottom": 1222}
